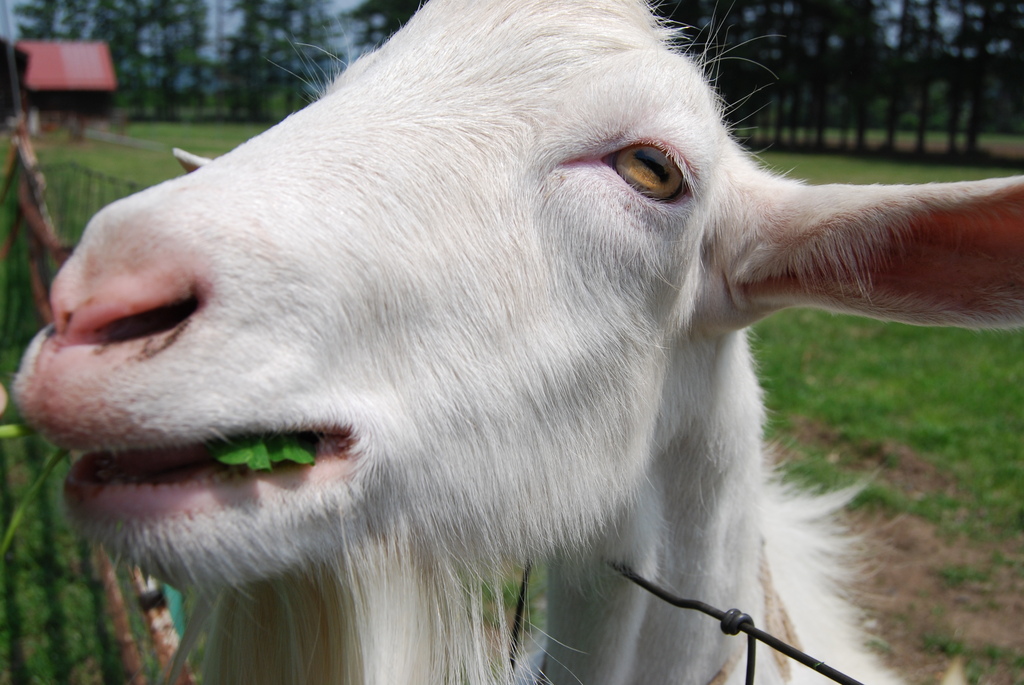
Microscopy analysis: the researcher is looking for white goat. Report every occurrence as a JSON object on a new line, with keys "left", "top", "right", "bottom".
{"left": 13, "top": 0, "right": 1024, "bottom": 683}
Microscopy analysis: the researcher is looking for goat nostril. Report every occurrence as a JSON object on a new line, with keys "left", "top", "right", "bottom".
{"left": 99, "top": 296, "right": 199, "bottom": 344}
{"left": 51, "top": 267, "right": 203, "bottom": 348}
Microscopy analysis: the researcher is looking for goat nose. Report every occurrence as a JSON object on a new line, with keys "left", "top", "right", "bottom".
{"left": 53, "top": 267, "right": 200, "bottom": 347}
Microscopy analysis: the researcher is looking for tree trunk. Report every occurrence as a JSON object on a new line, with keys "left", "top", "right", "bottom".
{"left": 915, "top": 0, "right": 939, "bottom": 154}
{"left": 947, "top": 71, "right": 963, "bottom": 155}
{"left": 965, "top": 3, "right": 993, "bottom": 155}
{"left": 885, "top": 0, "right": 915, "bottom": 151}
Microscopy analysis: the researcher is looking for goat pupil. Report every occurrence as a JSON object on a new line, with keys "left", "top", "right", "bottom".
{"left": 636, "top": 149, "right": 670, "bottom": 183}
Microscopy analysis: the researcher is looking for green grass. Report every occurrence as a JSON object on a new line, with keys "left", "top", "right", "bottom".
{"left": 754, "top": 310, "right": 1024, "bottom": 535}
{"left": 758, "top": 150, "right": 1023, "bottom": 184}
{"left": 27, "top": 122, "right": 271, "bottom": 190}
{"left": 937, "top": 564, "right": 990, "bottom": 588}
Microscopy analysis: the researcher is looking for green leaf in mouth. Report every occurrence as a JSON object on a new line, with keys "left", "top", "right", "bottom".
{"left": 208, "top": 434, "right": 316, "bottom": 472}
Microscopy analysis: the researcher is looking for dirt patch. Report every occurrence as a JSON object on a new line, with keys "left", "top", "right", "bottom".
{"left": 779, "top": 418, "right": 1024, "bottom": 685}
{"left": 853, "top": 513, "right": 1024, "bottom": 684}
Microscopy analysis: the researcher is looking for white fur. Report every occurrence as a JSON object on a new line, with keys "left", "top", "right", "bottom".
{"left": 13, "top": 1, "right": 1024, "bottom": 683}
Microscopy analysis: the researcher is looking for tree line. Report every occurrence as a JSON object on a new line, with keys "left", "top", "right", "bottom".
{"left": 656, "top": 0, "right": 1024, "bottom": 156}
{"left": 16, "top": 0, "right": 1024, "bottom": 156}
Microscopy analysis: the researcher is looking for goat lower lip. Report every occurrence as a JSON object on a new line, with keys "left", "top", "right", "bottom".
{"left": 63, "top": 431, "right": 358, "bottom": 519}
{"left": 69, "top": 445, "right": 214, "bottom": 486}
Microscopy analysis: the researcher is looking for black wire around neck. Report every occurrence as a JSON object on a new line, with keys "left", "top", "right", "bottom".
{"left": 509, "top": 563, "right": 867, "bottom": 685}
{"left": 610, "top": 563, "right": 866, "bottom": 685}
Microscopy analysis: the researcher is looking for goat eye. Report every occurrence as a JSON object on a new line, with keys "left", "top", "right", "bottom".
{"left": 612, "top": 145, "right": 686, "bottom": 201}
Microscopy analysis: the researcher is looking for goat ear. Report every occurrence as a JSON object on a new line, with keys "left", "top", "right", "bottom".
{"left": 173, "top": 148, "right": 213, "bottom": 174}
{"left": 732, "top": 176, "right": 1024, "bottom": 328}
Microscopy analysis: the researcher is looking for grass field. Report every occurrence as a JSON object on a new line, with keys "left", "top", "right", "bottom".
{"left": 28, "top": 122, "right": 272, "bottom": 188}
{"left": 759, "top": 151, "right": 1024, "bottom": 185}
{"left": 744, "top": 128, "right": 1024, "bottom": 161}
{"left": 1, "top": 128, "right": 1023, "bottom": 683}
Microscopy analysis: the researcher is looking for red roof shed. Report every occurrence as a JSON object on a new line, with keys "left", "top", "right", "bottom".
{"left": 17, "top": 41, "right": 117, "bottom": 92}
{"left": 15, "top": 41, "right": 117, "bottom": 128}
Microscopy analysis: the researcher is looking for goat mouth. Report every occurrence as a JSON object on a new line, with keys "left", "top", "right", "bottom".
{"left": 65, "top": 429, "right": 357, "bottom": 519}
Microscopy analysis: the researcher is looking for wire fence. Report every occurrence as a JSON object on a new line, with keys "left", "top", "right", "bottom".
{"left": 42, "top": 162, "right": 143, "bottom": 245}
{"left": 1, "top": 136, "right": 193, "bottom": 684}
